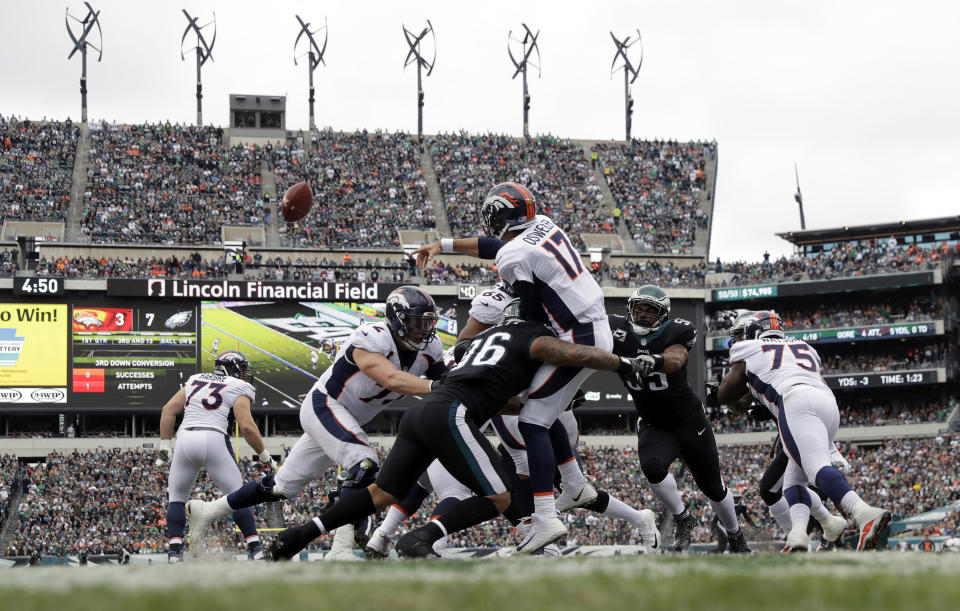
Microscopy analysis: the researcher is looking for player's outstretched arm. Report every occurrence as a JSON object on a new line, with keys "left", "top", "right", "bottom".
{"left": 353, "top": 348, "right": 433, "bottom": 396}
{"left": 530, "top": 336, "right": 640, "bottom": 377}
{"left": 412, "top": 238, "right": 479, "bottom": 267}
{"left": 234, "top": 395, "right": 275, "bottom": 468}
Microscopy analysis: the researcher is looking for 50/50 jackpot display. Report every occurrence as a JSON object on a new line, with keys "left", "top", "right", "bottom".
{"left": 70, "top": 301, "right": 199, "bottom": 407}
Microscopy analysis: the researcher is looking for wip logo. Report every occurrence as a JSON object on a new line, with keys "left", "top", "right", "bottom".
{"left": 0, "top": 389, "right": 22, "bottom": 402}
{"left": 31, "top": 389, "right": 66, "bottom": 403}
{"left": 0, "top": 329, "right": 25, "bottom": 367}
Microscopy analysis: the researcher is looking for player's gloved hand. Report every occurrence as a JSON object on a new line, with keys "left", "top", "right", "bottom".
{"left": 156, "top": 438, "right": 173, "bottom": 467}
{"left": 704, "top": 381, "right": 720, "bottom": 408}
{"left": 258, "top": 449, "right": 278, "bottom": 471}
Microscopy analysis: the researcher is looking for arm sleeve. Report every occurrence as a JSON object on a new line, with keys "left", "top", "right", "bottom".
{"left": 477, "top": 238, "right": 506, "bottom": 259}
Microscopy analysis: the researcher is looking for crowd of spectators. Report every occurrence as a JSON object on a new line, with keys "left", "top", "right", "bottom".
{"left": 819, "top": 342, "right": 947, "bottom": 375}
{"left": 0, "top": 115, "right": 78, "bottom": 224}
{"left": 6, "top": 435, "right": 959, "bottom": 556}
{"left": 81, "top": 121, "right": 264, "bottom": 244}
{"left": 708, "top": 239, "right": 955, "bottom": 289}
{"left": 430, "top": 133, "right": 613, "bottom": 250}
{"left": 0, "top": 454, "right": 19, "bottom": 534}
{"left": 596, "top": 139, "right": 712, "bottom": 254}
{"left": 707, "top": 295, "right": 948, "bottom": 333}
{"left": 273, "top": 130, "right": 434, "bottom": 249}
{"left": 600, "top": 258, "right": 707, "bottom": 289}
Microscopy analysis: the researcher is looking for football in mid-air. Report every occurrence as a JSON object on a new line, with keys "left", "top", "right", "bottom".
{"left": 281, "top": 181, "right": 313, "bottom": 223}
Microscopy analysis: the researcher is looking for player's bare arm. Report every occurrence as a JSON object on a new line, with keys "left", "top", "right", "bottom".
{"left": 718, "top": 361, "right": 752, "bottom": 412}
{"left": 412, "top": 238, "right": 481, "bottom": 267}
{"left": 662, "top": 344, "right": 689, "bottom": 373}
{"left": 159, "top": 388, "right": 186, "bottom": 440}
{"left": 498, "top": 396, "right": 525, "bottom": 416}
{"left": 530, "top": 335, "right": 622, "bottom": 372}
{"left": 458, "top": 316, "right": 491, "bottom": 342}
{"left": 233, "top": 395, "right": 267, "bottom": 454}
{"left": 353, "top": 347, "right": 432, "bottom": 395}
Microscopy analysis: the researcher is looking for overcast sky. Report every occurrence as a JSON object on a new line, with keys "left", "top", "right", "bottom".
{"left": 2, "top": 1, "right": 958, "bottom": 262}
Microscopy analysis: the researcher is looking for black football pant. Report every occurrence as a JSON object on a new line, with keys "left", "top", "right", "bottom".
{"left": 636, "top": 411, "right": 727, "bottom": 502}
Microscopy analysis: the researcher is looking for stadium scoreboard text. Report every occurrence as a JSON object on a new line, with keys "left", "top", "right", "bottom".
{"left": 709, "top": 321, "right": 940, "bottom": 350}
{"left": 825, "top": 369, "right": 939, "bottom": 389}
{"left": 713, "top": 285, "right": 777, "bottom": 301}
{"left": 107, "top": 278, "right": 401, "bottom": 301}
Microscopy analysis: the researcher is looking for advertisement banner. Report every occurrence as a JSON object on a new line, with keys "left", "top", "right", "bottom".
{"left": 0, "top": 303, "right": 68, "bottom": 402}
{"left": 107, "top": 278, "right": 404, "bottom": 302}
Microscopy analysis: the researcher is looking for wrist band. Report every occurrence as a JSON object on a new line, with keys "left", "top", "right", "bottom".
{"left": 652, "top": 354, "right": 665, "bottom": 371}
{"left": 441, "top": 238, "right": 455, "bottom": 254}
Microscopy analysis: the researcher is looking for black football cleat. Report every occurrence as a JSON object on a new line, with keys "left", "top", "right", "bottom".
{"left": 396, "top": 528, "right": 441, "bottom": 559}
{"left": 728, "top": 529, "right": 751, "bottom": 553}
{"left": 673, "top": 511, "right": 696, "bottom": 552}
{"left": 267, "top": 523, "right": 317, "bottom": 561}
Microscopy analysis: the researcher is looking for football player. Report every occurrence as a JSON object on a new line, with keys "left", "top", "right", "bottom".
{"left": 266, "top": 298, "right": 654, "bottom": 559}
{"left": 158, "top": 351, "right": 275, "bottom": 562}
{"left": 610, "top": 284, "right": 749, "bottom": 552}
{"left": 413, "top": 182, "right": 611, "bottom": 552}
{"left": 186, "top": 286, "right": 447, "bottom": 560}
{"left": 718, "top": 311, "right": 891, "bottom": 551}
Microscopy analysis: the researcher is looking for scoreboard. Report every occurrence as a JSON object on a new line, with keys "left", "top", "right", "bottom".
{"left": 70, "top": 302, "right": 199, "bottom": 407}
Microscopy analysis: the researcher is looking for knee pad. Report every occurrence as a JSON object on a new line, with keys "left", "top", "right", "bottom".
{"left": 339, "top": 458, "right": 379, "bottom": 490}
{"left": 641, "top": 458, "right": 669, "bottom": 484}
{"left": 257, "top": 474, "right": 289, "bottom": 500}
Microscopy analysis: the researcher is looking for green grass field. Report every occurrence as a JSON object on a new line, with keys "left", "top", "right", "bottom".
{"left": 2, "top": 553, "right": 959, "bottom": 611}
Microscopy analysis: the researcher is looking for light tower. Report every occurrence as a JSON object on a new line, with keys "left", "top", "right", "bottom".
{"left": 402, "top": 20, "right": 436, "bottom": 140}
{"left": 294, "top": 15, "right": 328, "bottom": 132}
{"left": 610, "top": 30, "right": 643, "bottom": 141}
{"left": 65, "top": 2, "right": 103, "bottom": 123}
{"left": 180, "top": 9, "right": 216, "bottom": 126}
{"left": 508, "top": 24, "right": 540, "bottom": 139}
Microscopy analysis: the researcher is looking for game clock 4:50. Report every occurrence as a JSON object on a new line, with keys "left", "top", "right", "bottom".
{"left": 13, "top": 276, "right": 65, "bottom": 296}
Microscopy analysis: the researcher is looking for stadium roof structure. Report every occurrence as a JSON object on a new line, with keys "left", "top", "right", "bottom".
{"left": 777, "top": 215, "right": 960, "bottom": 247}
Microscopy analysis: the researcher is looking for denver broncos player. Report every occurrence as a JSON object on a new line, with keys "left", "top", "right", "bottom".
{"left": 413, "top": 182, "right": 610, "bottom": 553}
{"left": 610, "top": 285, "right": 749, "bottom": 552}
{"left": 158, "top": 351, "right": 274, "bottom": 562}
{"left": 186, "top": 286, "right": 447, "bottom": 559}
{"left": 718, "top": 311, "right": 891, "bottom": 552}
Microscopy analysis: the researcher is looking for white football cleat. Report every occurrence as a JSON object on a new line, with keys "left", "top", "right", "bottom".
{"left": 780, "top": 526, "right": 809, "bottom": 554}
{"left": 538, "top": 544, "right": 562, "bottom": 558}
{"left": 635, "top": 509, "right": 661, "bottom": 554}
{"left": 515, "top": 515, "right": 567, "bottom": 554}
{"left": 186, "top": 499, "right": 225, "bottom": 540}
{"left": 324, "top": 525, "right": 362, "bottom": 562}
{"left": 555, "top": 481, "right": 598, "bottom": 512}
{"left": 364, "top": 526, "right": 391, "bottom": 560}
{"left": 820, "top": 514, "right": 847, "bottom": 544}
{"left": 853, "top": 505, "right": 892, "bottom": 551}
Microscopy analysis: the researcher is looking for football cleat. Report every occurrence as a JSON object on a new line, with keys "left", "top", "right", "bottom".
{"left": 820, "top": 514, "right": 848, "bottom": 543}
{"left": 635, "top": 509, "right": 662, "bottom": 554}
{"left": 673, "top": 511, "right": 696, "bottom": 552}
{"left": 854, "top": 506, "right": 892, "bottom": 551}
{"left": 555, "top": 481, "right": 598, "bottom": 512}
{"left": 396, "top": 528, "right": 442, "bottom": 559}
{"left": 186, "top": 499, "right": 220, "bottom": 540}
{"left": 533, "top": 543, "right": 562, "bottom": 558}
{"left": 364, "top": 527, "right": 392, "bottom": 560}
{"left": 515, "top": 515, "right": 567, "bottom": 555}
{"left": 167, "top": 550, "right": 184, "bottom": 563}
{"left": 324, "top": 525, "right": 361, "bottom": 562}
{"left": 353, "top": 515, "right": 374, "bottom": 549}
{"left": 248, "top": 545, "right": 266, "bottom": 561}
{"left": 728, "top": 528, "right": 751, "bottom": 554}
{"left": 268, "top": 523, "right": 317, "bottom": 561}
{"left": 780, "top": 527, "right": 808, "bottom": 554}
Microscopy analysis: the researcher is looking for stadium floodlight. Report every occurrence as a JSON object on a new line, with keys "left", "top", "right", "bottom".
{"left": 294, "top": 15, "right": 328, "bottom": 132}
{"left": 180, "top": 9, "right": 217, "bottom": 126}
{"left": 402, "top": 20, "right": 436, "bottom": 140}
{"left": 65, "top": 2, "right": 103, "bottom": 123}
{"left": 610, "top": 30, "right": 642, "bottom": 141}
{"left": 508, "top": 24, "right": 541, "bottom": 139}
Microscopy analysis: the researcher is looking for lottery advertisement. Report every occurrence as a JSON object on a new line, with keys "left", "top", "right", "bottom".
{"left": 0, "top": 303, "right": 68, "bottom": 404}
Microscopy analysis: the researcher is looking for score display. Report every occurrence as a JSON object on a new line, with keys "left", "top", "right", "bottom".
{"left": 70, "top": 303, "right": 199, "bottom": 407}
{"left": 709, "top": 321, "right": 941, "bottom": 350}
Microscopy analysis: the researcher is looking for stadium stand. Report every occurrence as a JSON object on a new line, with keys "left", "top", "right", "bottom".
{"left": 272, "top": 130, "right": 434, "bottom": 249}
{"left": 429, "top": 133, "right": 614, "bottom": 250}
{"left": 0, "top": 115, "right": 78, "bottom": 224}
{"left": 80, "top": 122, "right": 264, "bottom": 244}
{"left": 595, "top": 139, "right": 712, "bottom": 254}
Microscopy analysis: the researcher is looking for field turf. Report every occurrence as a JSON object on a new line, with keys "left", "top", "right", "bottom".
{"left": 1, "top": 553, "right": 959, "bottom": 611}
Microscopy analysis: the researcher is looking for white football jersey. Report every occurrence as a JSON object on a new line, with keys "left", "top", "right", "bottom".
{"left": 496, "top": 215, "right": 606, "bottom": 334}
{"left": 180, "top": 373, "right": 256, "bottom": 434}
{"left": 315, "top": 321, "right": 447, "bottom": 426}
{"left": 468, "top": 283, "right": 513, "bottom": 326}
{"left": 728, "top": 337, "right": 827, "bottom": 415}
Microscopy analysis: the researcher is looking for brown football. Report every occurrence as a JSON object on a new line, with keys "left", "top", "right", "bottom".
{"left": 281, "top": 182, "right": 313, "bottom": 223}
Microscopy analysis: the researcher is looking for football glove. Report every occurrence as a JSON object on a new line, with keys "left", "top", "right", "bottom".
{"left": 257, "top": 449, "right": 278, "bottom": 470}
{"left": 155, "top": 438, "right": 173, "bottom": 467}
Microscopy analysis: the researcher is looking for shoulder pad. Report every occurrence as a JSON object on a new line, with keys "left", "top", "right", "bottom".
{"left": 351, "top": 323, "right": 393, "bottom": 354}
